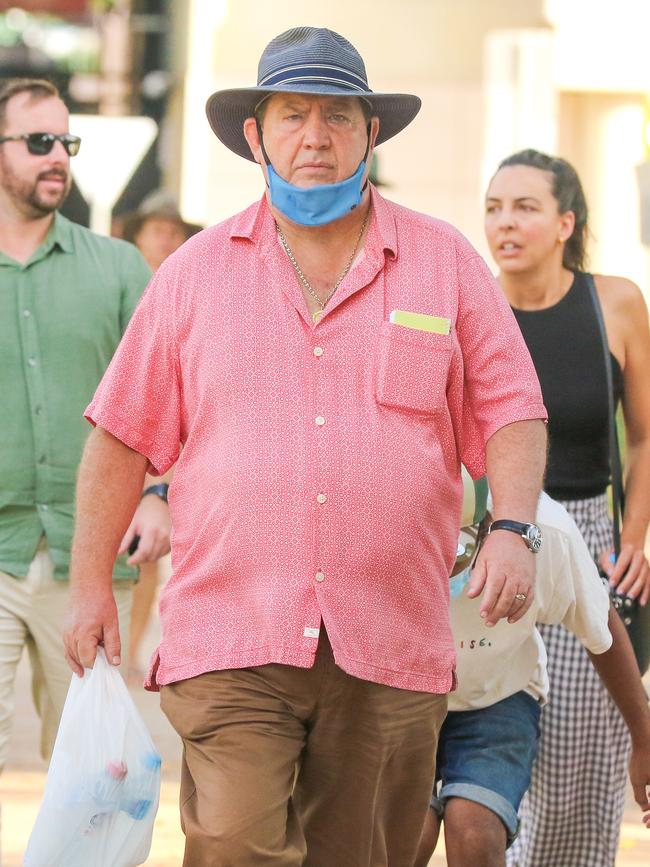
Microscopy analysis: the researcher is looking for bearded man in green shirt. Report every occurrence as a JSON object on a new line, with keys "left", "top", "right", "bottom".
{"left": 0, "top": 78, "right": 168, "bottom": 772}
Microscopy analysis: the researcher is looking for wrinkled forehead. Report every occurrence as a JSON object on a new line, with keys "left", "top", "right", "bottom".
{"left": 263, "top": 92, "right": 368, "bottom": 115}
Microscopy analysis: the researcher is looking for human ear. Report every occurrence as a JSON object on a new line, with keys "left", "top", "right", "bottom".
{"left": 369, "top": 116, "right": 380, "bottom": 151}
{"left": 363, "top": 117, "right": 381, "bottom": 183}
{"left": 243, "top": 117, "right": 263, "bottom": 165}
{"left": 558, "top": 210, "right": 576, "bottom": 243}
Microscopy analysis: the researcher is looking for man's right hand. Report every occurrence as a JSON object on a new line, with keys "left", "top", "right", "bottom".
{"left": 63, "top": 588, "right": 121, "bottom": 676}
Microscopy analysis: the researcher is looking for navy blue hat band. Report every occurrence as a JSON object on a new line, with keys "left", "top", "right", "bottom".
{"left": 259, "top": 63, "right": 370, "bottom": 92}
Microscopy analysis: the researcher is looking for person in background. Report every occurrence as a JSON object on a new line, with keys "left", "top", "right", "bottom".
{"left": 414, "top": 474, "right": 650, "bottom": 867}
{"left": 484, "top": 148, "right": 650, "bottom": 866}
{"left": 63, "top": 28, "right": 547, "bottom": 865}
{"left": 121, "top": 191, "right": 202, "bottom": 272}
{"left": 120, "top": 192, "right": 202, "bottom": 678}
{"left": 0, "top": 78, "right": 169, "bottom": 775}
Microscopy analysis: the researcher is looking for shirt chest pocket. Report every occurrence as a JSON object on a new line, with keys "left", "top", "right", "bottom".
{"left": 375, "top": 322, "right": 453, "bottom": 415}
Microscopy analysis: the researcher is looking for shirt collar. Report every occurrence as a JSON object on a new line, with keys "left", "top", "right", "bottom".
{"left": 45, "top": 211, "right": 74, "bottom": 254}
{"left": 229, "top": 184, "right": 398, "bottom": 261}
{"left": 229, "top": 195, "right": 270, "bottom": 245}
{"left": 368, "top": 185, "right": 397, "bottom": 260}
{"left": 0, "top": 210, "right": 74, "bottom": 268}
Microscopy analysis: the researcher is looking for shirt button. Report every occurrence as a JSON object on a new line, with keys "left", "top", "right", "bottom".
{"left": 316, "top": 493, "right": 327, "bottom": 504}
{"left": 23, "top": 309, "right": 31, "bottom": 318}
{"left": 315, "top": 571, "right": 325, "bottom": 583}
{"left": 34, "top": 406, "right": 42, "bottom": 415}
{"left": 313, "top": 346, "right": 324, "bottom": 357}
{"left": 38, "top": 455, "right": 46, "bottom": 464}
{"left": 39, "top": 504, "right": 49, "bottom": 511}
{"left": 27, "top": 357, "right": 37, "bottom": 367}
{"left": 315, "top": 416, "right": 326, "bottom": 426}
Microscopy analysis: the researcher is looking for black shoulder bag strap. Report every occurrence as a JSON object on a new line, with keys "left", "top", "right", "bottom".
{"left": 585, "top": 273, "right": 625, "bottom": 554}
{"left": 589, "top": 273, "right": 650, "bottom": 675}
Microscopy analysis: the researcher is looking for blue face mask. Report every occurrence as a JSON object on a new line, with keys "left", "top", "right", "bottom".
{"left": 267, "top": 159, "right": 366, "bottom": 227}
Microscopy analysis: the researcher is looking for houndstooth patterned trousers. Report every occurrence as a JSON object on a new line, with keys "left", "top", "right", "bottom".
{"left": 507, "top": 494, "right": 631, "bottom": 867}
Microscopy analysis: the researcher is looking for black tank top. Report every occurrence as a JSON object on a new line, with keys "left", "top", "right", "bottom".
{"left": 512, "top": 271, "right": 624, "bottom": 500}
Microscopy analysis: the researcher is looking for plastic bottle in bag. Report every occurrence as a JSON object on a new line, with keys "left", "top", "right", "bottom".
{"left": 24, "top": 648, "right": 161, "bottom": 867}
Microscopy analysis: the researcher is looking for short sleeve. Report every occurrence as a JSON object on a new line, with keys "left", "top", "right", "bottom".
{"left": 456, "top": 253, "right": 547, "bottom": 476}
{"left": 536, "top": 521, "right": 612, "bottom": 654}
{"left": 85, "top": 265, "right": 180, "bottom": 476}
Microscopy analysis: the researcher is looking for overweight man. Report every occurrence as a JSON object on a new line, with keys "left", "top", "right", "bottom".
{"left": 64, "top": 27, "right": 547, "bottom": 867}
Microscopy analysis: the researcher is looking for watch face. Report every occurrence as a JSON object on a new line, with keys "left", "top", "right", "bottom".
{"left": 525, "top": 524, "right": 543, "bottom": 552}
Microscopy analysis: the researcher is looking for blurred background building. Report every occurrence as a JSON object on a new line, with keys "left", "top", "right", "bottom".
{"left": 3, "top": 0, "right": 650, "bottom": 292}
{"left": 0, "top": 0, "right": 173, "bottom": 226}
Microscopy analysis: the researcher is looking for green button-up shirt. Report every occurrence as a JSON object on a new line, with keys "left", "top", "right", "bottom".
{"left": 0, "top": 213, "right": 151, "bottom": 580}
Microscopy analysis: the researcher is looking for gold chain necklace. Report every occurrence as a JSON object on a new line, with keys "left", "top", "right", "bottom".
{"left": 276, "top": 210, "right": 370, "bottom": 322}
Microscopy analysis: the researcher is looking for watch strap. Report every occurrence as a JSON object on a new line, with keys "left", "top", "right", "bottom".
{"left": 141, "top": 483, "right": 169, "bottom": 503}
{"left": 488, "top": 519, "right": 541, "bottom": 552}
{"left": 488, "top": 519, "right": 529, "bottom": 535}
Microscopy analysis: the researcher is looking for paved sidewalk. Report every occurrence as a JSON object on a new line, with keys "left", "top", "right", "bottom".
{"left": 2, "top": 645, "right": 650, "bottom": 865}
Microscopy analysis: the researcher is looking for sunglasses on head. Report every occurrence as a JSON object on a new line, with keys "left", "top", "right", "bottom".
{"left": 0, "top": 132, "right": 81, "bottom": 156}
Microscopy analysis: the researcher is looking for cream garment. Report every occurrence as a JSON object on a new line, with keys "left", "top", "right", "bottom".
{"left": 449, "top": 492, "right": 611, "bottom": 711}
{"left": 0, "top": 540, "right": 134, "bottom": 771}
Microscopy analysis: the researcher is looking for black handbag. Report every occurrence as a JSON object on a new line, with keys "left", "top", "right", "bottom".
{"left": 587, "top": 274, "right": 650, "bottom": 674}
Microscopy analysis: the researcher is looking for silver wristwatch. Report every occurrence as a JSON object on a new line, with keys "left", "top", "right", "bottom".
{"left": 487, "top": 519, "right": 543, "bottom": 553}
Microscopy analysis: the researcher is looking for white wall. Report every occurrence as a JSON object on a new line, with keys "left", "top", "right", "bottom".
{"left": 176, "top": 0, "right": 544, "bottom": 251}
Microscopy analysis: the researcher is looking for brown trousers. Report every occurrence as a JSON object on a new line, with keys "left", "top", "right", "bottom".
{"left": 161, "top": 629, "right": 447, "bottom": 866}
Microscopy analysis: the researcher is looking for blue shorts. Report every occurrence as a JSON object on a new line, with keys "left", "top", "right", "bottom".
{"left": 431, "top": 691, "right": 541, "bottom": 846}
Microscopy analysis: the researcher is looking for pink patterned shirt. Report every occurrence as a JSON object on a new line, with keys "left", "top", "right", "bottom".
{"left": 86, "top": 188, "right": 546, "bottom": 693}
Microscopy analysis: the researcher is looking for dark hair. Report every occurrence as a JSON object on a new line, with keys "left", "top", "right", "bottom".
{"left": 497, "top": 148, "right": 589, "bottom": 272}
{"left": 0, "top": 78, "right": 60, "bottom": 134}
{"left": 120, "top": 209, "right": 203, "bottom": 245}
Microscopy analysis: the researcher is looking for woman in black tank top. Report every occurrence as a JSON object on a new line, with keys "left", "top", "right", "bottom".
{"left": 484, "top": 150, "right": 650, "bottom": 866}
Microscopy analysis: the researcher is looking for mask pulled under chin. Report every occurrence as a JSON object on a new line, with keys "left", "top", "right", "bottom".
{"left": 267, "top": 160, "right": 366, "bottom": 227}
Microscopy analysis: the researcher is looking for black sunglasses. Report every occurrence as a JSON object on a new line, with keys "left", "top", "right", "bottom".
{"left": 0, "top": 132, "right": 81, "bottom": 157}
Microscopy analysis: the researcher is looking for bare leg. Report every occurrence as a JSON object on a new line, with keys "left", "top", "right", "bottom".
{"left": 444, "top": 798, "right": 507, "bottom": 867}
{"left": 413, "top": 806, "right": 441, "bottom": 867}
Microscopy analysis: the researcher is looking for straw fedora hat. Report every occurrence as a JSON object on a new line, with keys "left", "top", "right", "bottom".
{"left": 206, "top": 26, "right": 421, "bottom": 162}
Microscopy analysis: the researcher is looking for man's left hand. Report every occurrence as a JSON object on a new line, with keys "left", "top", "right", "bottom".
{"left": 467, "top": 531, "right": 535, "bottom": 625}
{"left": 118, "top": 493, "right": 171, "bottom": 565}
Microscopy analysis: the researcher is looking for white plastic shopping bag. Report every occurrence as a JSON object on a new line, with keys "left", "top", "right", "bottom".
{"left": 25, "top": 648, "right": 161, "bottom": 867}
